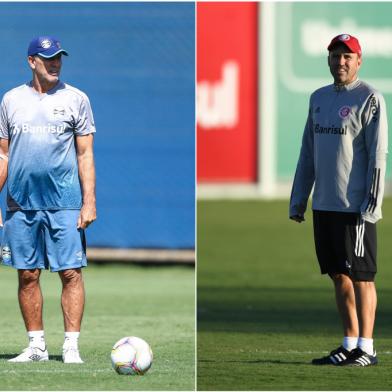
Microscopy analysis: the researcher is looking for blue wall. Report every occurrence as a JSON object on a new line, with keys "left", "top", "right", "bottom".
{"left": 0, "top": 2, "right": 195, "bottom": 249}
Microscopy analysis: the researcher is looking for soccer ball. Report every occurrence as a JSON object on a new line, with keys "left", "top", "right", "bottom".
{"left": 111, "top": 336, "right": 153, "bottom": 375}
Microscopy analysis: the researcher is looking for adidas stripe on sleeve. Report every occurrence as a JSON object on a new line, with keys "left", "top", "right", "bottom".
{"left": 360, "top": 93, "right": 388, "bottom": 223}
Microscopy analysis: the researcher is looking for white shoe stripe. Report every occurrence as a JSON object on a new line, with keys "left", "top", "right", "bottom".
{"left": 330, "top": 356, "right": 337, "bottom": 364}
{"left": 363, "top": 356, "right": 371, "bottom": 364}
{"left": 336, "top": 353, "right": 345, "bottom": 361}
{"left": 356, "top": 357, "right": 367, "bottom": 366}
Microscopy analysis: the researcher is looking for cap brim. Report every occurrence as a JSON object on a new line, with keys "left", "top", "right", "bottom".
{"left": 37, "top": 49, "right": 69, "bottom": 58}
{"left": 328, "top": 41, "right": 349, "bottom": 52}
{"left": 328, "top": 40, "right": 360, "bottom": 55}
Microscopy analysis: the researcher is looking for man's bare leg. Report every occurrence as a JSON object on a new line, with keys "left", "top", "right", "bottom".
{"left": 8, "top": 269, "right": 48, "bottom": 362}
{"left": 59, "top": 268, "right": 85, "bottom": 331}
{"left": 332, "top": 273, "right": 359, "bottom": 338}
{"left": 18, "top": 269, "right": 43, "bottom": 331}
{"left": 59, "top": 268, "right": 85, "bottom": 363}
{"left": 353, "top": 280, "right": 377, "bottom": 356}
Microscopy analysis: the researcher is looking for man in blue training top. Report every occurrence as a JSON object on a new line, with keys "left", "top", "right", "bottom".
{"left": 0, "top": 36, "right": 97, "bottom": 363}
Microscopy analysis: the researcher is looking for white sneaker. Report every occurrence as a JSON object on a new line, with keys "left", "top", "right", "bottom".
{"left": 62, "top": 347, "right": 84, "bottom": 363}
{"left": 8, "top": 346, "right": 49, "bottom": 362}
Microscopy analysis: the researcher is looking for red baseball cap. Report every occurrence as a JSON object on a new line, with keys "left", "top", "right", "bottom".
{"left": 327, "top": 33, "right": 362, "bottom": 56}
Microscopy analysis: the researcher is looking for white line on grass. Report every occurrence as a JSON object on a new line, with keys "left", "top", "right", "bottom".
{"left": 0, "top": 369, "right": 112, "bottom": 374}
{"left": 242, "top": 350, "right": 392, "bottom": 355}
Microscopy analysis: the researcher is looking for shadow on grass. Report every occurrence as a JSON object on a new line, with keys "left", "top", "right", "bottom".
{"left": 0, "top": 354, "right": 63, "bottom": 361}
{"left": 198, "top": 286, "right": 392, "bottom": 336}
{"left": 199, "top": 358, "right": 307, "bottom": 365}
{"left": 0, "top": 354, "right": 18, "bottom": 360}
{"left": 50, "top": 355, "right": 63, "bottom": 361}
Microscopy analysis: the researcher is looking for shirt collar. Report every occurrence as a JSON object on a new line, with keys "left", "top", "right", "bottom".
{"left": 333, "top": 78, "right": 360, "bottom": 92}
{"left": 28, "top": 80, "right": 62, "bottom": 95}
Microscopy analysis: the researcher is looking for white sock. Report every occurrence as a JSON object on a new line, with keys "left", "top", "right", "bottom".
{"left": 342, "top": 336, "right": 358, "bottom": 351}
{"left": 63, "top": 331, "right": 80, "bottom": 350}
{"left": 28, "top": 330, "right": 46, "bottom": 350}
{"left": 358, "top": 337, "right": 374, "bottom": 355}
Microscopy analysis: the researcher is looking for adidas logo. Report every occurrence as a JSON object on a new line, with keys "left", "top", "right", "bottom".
{"left": 355, "top": 355, "right": 372, "bottom": 366}
{"left": 330, "top": 352, "right": 347, "bottom": 364}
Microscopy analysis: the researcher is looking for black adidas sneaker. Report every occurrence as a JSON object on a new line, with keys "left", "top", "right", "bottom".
{"left": 312, "top": 346, "right": 351, "bottom": 365}
{"left": 341, "top": 347, "right": 378, "bottom": 367}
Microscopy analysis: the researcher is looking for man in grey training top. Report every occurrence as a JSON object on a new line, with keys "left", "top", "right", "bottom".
{"left": 290, "top": 34, "right": 388, "bottom": 366}
{"left": 0, "top": 36, "right": 96, "bottom": 363}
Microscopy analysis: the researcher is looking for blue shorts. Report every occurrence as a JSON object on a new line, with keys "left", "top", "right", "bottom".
{"left": 1, "top": 210, "right": 87, "bottom": 272}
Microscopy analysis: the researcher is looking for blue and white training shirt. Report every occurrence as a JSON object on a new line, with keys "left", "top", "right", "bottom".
{"left": 0, "top": 81, "right": 96, "bottom": 211}
{"left": 290, "top": 79, "right": 388, "bottom": 223}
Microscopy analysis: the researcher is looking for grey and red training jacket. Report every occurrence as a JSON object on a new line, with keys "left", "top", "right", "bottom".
{"left": 290, "top": 79, "right": 388, "bottom": 223}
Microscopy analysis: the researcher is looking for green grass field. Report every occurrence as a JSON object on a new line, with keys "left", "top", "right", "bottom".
{"left": 0, "top": 264, "right": 195, "bottom": 390}
{"left": 197, "top": 199, "right": 392, "bottom": 390}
